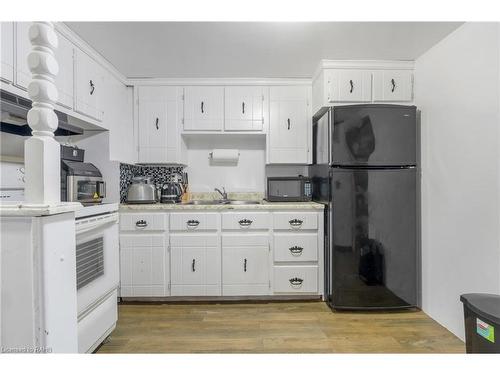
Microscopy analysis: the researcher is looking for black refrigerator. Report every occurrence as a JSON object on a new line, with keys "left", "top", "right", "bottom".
{"left": 310, "top": 104, "right": 418, "bottom": 310}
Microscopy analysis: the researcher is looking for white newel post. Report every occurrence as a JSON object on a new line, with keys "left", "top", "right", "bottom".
{"left": 24, "top": 22, "right": 60, "bottom": 205}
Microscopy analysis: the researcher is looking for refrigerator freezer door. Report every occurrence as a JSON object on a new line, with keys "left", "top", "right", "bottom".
{"left": 332, "top": 105, "right": 416, "bottom": 166}
{"left": 329, "top": 167, "right": 417, "bottom": 309}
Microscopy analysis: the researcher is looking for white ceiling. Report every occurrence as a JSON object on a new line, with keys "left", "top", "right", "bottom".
{"left": 65, "top": 22, "right": 463, "bottom": 79}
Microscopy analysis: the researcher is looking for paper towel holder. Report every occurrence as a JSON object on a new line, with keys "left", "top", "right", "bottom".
{"left": 208, "top": 150, "right": 240, "bottom": 160}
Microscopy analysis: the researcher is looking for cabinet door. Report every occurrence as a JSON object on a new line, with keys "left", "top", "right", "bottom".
{"left": 183, "top": 86, "right": 224, "bottom": 131}
{"left": 170, "top": 246, "right": 221, "bottom": 296}
{"left": 15, "top": 22, "right": 74, "bottom": 109}
{"left": 373, "top": 70, "right": 413, "bottom": 102}
{"left": 222, "top": 246, "right": 269, "bottom": 296}
{"left": 328, "top": 69, "right": 372, "bottom": 103}
{"left": 138, "top": 86, "right": 184, "bottom": 163}
{"left": 269, "top": 86, "right": 310, "bottom": 164}
{"left": 120, "top": 234, "right": 168, "bottom": 297}
{"left": 224, "top": 86, "right": 265, "bottom": 131}
{"left": 74, "top": 49, "right": 104, "bottom": 121}
{"left": 0, "top": 22, "right": 14, "bottom": 83}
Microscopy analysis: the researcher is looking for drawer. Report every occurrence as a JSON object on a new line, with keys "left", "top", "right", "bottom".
{"left": 221, "top": 212, "right": 270, "bottom": 230}
{"left": 274, "top": 233, "right": 318, "bottom": 262}
{"left": 120, "top": 213, "right": 167, "bottom": 232}
{"left": 273, "top": 212, "right": 318, "bottom": 230}
{"left": 273, "top": 265, "right": 318, "bottom": 294}
{"left": 170, "top": 212, "right": 219, "bottom": 231}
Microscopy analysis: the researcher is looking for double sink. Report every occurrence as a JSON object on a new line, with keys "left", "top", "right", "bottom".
{"left": 181, "top": 199, "right": 261, "bottom": 206}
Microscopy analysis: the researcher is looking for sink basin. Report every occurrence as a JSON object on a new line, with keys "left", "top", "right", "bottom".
{"left": 180, "top": 200, "right": 261, "bottom": 205}
{"left": 225, "top": 200, "right": 261, "bottom": 205}
{"left": 180, "top": 200, "right": 222, "bottom": 205}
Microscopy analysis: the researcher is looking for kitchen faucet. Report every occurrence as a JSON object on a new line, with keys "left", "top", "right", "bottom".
{"left": 214, "top": 187, "right": 228, "bottom": 201}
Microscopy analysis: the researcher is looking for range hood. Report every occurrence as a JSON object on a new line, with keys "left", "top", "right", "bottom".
{"left": 0, "top": 90, "right": 84, "bottom": 137}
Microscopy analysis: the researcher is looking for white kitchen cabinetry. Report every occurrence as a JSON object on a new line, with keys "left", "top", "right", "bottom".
{"left": 106, "top": 75, "right": 136, "bottom": 163}
{"left": 119, "top": 212, "right": 169, "bottom": 297}
{"left": 224, "top": 86, "right": 266, "bottom": 131}
{"left": 137, "top": 86, "right": 186, "bottom": 164}
{"left": 222, "top": 234, "right": 270, "bottom": 296}
{"left": 183, "top": 86, "right": 224, "bottom": 131}
{"left": 268, "top": 86, "right": 311, "bottom": 164}
{"left": 0, "top": 22, "right": 14, "bottom": 83}
{"left": 327, "top": 69, "right": 372, "bottom": 103}
{"left": 74, "top": 48, "right": 104, "bottom": 121}
{"left": 15, "top": 22, "right": 75, "bottom": 109}
{"left": 273, "top": 265, "right": 319, "bottom": 293}
{"left": 169, "top": 212, "right": 221, "bottom": 296}
{"left": 373, "top": 70, "right": 413, "bottom": 102}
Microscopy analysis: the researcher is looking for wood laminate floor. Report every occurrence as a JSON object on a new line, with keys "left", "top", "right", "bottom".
{"left": 97, "top": 301, "right": 464, "bottom": 353}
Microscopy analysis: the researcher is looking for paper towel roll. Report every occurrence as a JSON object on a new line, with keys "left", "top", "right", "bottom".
{"left": 209, "top": 149, "right": 240, "bottom": 162}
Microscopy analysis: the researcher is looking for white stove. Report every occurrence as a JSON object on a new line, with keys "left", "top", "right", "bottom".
{"left": 75, "top": 202, "right": 119, "bottom": 353}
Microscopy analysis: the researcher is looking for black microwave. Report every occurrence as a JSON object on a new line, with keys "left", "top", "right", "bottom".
{"left": 266, "top": 176, "right": 312, "bottom": 202}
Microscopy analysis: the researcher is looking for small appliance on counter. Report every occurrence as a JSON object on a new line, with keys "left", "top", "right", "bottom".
{"left": 126, "top": 176, "right": 157, "bottom": 204}
{"left": 61, "top": 145, "right": 106, "bottom": 206}
{"left": 266, "top": 176, "right": 312, "bottom": 202}
{"left": 161, "top": 181, "right": 184, "bottom": 203}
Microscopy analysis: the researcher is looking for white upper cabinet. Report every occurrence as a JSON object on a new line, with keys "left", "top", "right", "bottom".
{"left": 137, "top": 86, "right": 186, "bottom": 164}
{"left": 268, "top": 86, "right": 311, "bottom": 164}
{"left": 373, "top": 70, "right": 413, "bottom": 102}
{"left": 74, "top": 49, "right": 104, "bottom": 121}
{"left": 1, "top": 22, "right": 14, "bottom": 83}
{"left": 15, "top": 22, "right": 75, "bottom": 109}
{"left": 327, "top": 69, "right": 372, "bottom": 103}
{"left": 183, "top": 86, "right": 224, "bottom": 131}
{"left": 224, "top": 86, "right": 266, "bottom": 131}
{"left": 105, "top": 74, "right": 136, "bottom": 163}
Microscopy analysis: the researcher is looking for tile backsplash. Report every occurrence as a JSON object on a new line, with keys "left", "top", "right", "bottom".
{"left": 119, "top": 163, "right": 184, "bottom": 202}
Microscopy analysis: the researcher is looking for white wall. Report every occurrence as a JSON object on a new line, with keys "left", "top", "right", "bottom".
{"left": 185, "top": 135, "right": 266, "bottom": 193}
{"left": 415, "top": 22, "right": 500, "bottom": 340}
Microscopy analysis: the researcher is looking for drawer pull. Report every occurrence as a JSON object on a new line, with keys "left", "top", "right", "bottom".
{"left": 192, "top": 259, "right": 196, "bottom": 272}
{"left": 289, "top": 246, "right": 303, "bottom": 256}
{"left": 187, "top": 220, "right": 200, "bottom": 228}
{"left": 135, "top": 220, "right": 148, "bottom": 228}
{"left": 238, "top": 219, "right": 253, "bottom": 227}
{"left": 289, "top": 277, "right": 304, "bottom": 287}
{"left": 289, "top": 219, "right": 303, "bottom": 228}
{"left": 244, "top": 258, "right": 247, "bottom": 272}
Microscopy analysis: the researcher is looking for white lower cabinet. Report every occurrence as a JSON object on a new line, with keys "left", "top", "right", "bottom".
{"left": 119, "top": 209, "right": 323, "bottom": 299}
{"left": 120, "top": 234, "right": 169, "bottom": 297}
{"left": 222, "top": 234, "right": 270, "bottom": 296}
{"left": 170, "top": 244, "right": 221, "bottom": 296}
{"left": 274, "top": 266, "right": 318, "bottom": 294}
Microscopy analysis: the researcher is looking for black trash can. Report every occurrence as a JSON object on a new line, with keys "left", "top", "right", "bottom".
{"left": 460, "top": 293, "right": 500, "bottom": 353}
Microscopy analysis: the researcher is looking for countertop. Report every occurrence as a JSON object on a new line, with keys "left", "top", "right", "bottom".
{"left": 0, "top": 201, "right": 83, "bottom": 217}
{"left": 120, "top": 201, "right": 325, "bottom": 211}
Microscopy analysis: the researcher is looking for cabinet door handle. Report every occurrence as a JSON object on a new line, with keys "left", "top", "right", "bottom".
{"left": 391, "top": 78, "right": 396, "bottom": 93}
{"left": 242, "top": 102, "right": 245, "bottom": 114}
{"left": 135, "top": 220, "right": 148, "bottom": 228}
{"left": 155, "top": 117, "right": 159, "bottom": 130}
{"left": 238, "top": 219, "right": 253, "bottom": 227}
{"left": 287, "top": 118, "right": 291, "bottom": 130}
{"left": 244, "top": 258, "right": 247, "bottom": 272}
{"left": 90, "top": 80, "right": 95, "bottom": 95}
{"left": 289, "top": 246, "right": 303, "bottom": 256}
{"left": 289, "top": 219, "right": 303, "bottom": 228}
{"left": 201, "top": 101, "right": 204, "bottom": 113}
{"left": 289, "top": 277, "right": 304, "bottom": 287}
{"left": 349, "top": 80, "right": 354, "bottom": 93}
{"left": 192, "top": 259, "right": 196, "bottom": 272}
{"left": 187, "top": 220, "right": 200, "bottom": 228}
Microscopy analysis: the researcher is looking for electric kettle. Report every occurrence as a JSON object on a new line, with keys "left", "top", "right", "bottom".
{"left": 126, "top": 176, "right": 157, "bottom": 204}
{"left": 161, "top": 182, "right": 183, "bottom": 203}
